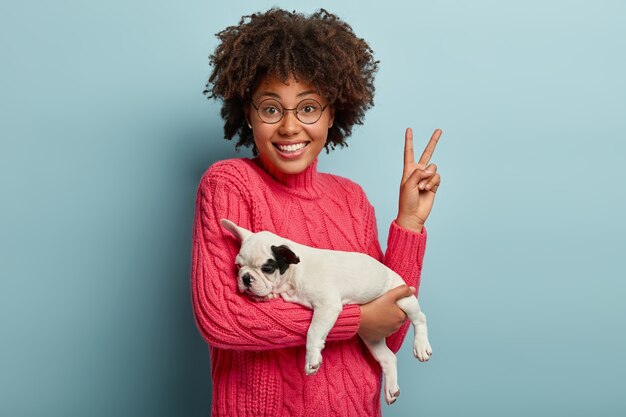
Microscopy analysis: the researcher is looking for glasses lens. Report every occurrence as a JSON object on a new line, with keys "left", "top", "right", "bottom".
{"left": 296, "top": 99, "right": 323, "bottom": 124}
{"left": 256, "top": 99, "right": 283, "bottom": 123}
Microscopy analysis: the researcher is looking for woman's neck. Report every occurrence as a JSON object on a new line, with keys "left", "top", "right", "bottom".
{"left": 253, "top": 156, "right": 320, "bottom": 196}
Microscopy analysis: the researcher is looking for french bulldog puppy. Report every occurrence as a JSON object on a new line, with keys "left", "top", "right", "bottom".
{"left": 220, "top": 218, "right": 432, "bottom": 405}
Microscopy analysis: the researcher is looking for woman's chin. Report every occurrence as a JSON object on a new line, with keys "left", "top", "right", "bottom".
{"left": 264, "top": 154, "right": 313, "bottom": 175}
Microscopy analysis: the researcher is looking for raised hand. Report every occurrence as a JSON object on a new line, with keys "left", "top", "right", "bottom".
{"left": 396, "top": 128, "right": 442, "bottom": 232}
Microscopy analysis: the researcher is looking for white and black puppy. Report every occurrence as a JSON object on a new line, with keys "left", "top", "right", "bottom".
{"left": 221, "top": 218, "right": 432, "bottom": 405}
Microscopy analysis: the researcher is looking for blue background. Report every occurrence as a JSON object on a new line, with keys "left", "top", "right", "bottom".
{"left": 1, "top": 1, "right": 625, "bottom": 416}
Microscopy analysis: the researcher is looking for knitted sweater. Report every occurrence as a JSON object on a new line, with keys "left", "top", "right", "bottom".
{"left": 191, "top": 157, "right": 427, "bottom": 417}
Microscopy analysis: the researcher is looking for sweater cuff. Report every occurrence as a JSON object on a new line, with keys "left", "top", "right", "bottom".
{"left": 385, "top": 220, "right": 427, "bottom": 285}
{"left": 327, "top": 304, "right": 361, "bottom": 341}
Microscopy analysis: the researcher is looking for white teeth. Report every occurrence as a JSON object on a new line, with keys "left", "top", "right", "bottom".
{"left": 277, "top": 142, "right": 307, "bottom": 153}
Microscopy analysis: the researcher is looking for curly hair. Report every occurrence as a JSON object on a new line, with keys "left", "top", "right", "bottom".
{"left": 204, "top": 8, "right": 379, "bottom": 153}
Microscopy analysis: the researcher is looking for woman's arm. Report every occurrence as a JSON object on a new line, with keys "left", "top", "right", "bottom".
{"left": 191, "top": 165, "right": 361, "bottom": 351}
{"left": 361, "top": 127, "right": 440, "bottom": 352}
{"left": 359, "top": 198, "right": 427, "bottom": 353}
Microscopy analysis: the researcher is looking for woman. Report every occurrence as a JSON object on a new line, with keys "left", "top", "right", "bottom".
{"left": 191, "top": 8, "right": 441, "bottom": 417}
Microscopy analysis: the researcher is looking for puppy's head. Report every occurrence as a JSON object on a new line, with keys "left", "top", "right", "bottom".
{"left": 221, "top": 219, "right": 300, "bottom": 299}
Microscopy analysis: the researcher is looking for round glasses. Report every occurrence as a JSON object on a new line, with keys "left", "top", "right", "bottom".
{"left": 251, "top": 98, "right": 329, "bottom": 125}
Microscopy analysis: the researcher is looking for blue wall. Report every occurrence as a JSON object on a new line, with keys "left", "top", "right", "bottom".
{"left": 1, "top": 1, "right": 625, "bottom": 416}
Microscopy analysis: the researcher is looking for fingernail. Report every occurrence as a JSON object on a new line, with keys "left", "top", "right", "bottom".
{"left": 419, "top": 184, "right": 424, "bottom": 190}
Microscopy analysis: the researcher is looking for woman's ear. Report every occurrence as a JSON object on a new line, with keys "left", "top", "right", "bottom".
{"left": 244, "top": 104, "right": 252, "bottom": 129}
{"left": 327, "top": 106, "right": 335, "bottom": 129}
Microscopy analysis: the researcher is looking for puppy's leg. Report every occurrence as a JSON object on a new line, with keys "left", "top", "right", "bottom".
{"left": 395, "top": 294, "right": 432, "bottom": 362}
{"left": 361, "top": 338, "right": 400, "bottom": 405}
{"left": 305, "top": 303, "right": 342, "bottom": 375}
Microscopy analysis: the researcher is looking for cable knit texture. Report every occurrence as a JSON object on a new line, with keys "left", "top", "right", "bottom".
{"left": 191, "top": 157, "right": 427, "bottom": 417}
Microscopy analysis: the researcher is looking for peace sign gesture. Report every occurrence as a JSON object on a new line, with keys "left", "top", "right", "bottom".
{"left": 396, "top": 128, "right": 442, "bottom": 233}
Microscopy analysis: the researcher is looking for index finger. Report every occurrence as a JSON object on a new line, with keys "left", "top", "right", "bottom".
{"left": 387, "top": 285, "right": 416, "bottom": 301}
{"left": 417, "top": 129, "right": 442, "bottom": 167}
{"left": 403, "top": 128, "right": 415, "bottom": 173}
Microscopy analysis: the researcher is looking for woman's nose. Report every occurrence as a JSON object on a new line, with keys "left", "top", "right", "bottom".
{"left": 278, "top": 110, "right": 301, "bottom": 135}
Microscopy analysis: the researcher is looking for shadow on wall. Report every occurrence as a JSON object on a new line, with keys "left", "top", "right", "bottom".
{"left": 172, "top": 126, "right": 247, "bottom": 415}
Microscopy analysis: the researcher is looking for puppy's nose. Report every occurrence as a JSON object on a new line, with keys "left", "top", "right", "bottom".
{"left": 242, "top": 273, "right": 252, "bottom": 287}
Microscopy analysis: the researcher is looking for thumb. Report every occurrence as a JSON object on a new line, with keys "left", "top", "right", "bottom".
{"left": 405, "top": 168, "right": 432, "bottom": 188}
{"left": 387, "top": 285, "right": 416, "bottom": 301}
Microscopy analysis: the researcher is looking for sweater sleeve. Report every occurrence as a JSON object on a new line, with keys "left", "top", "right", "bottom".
{"left": 362, "top": 196, "right": 427, "bottom": 353}
{"left": 191, "top": 165, "right": 361, "bottom": 351}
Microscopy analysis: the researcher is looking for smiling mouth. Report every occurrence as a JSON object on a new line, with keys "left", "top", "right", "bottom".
{"left": 274, "top": 142, "right": 310, "bottom": 154}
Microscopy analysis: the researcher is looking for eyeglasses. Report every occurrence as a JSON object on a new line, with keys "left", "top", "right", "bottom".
{"left": 251, "top": 98, "right": 329, "bottom": 125}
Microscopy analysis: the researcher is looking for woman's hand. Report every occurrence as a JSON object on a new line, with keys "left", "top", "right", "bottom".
{"left": 396, "top": 128, "right": 442, "bottom": 233}
{"left": 358, "top": 285, "right": 416, "bottom": 340}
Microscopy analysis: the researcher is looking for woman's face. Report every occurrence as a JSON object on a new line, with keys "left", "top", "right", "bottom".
{"left": 248, "top": 75, "right": 334, "bottom": 176}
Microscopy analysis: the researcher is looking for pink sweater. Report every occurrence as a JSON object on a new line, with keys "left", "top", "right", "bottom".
{"left": 191, "top": 157, "right": 427, "bottom": 417}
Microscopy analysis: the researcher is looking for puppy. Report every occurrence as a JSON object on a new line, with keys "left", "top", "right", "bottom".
{"left": 221, "top": 218, "right": 432, "bottom": 405}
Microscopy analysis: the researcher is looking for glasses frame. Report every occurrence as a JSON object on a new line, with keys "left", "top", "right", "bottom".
{"left": 251, "top": 98, "right": 329, "bottom": 125}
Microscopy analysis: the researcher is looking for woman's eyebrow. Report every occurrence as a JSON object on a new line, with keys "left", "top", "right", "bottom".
{"left": 296, "top": 90, "right": 317, "bottom": 97}
{"left": 256, "top": 90, "right": 318, "bottom": 99}
{"left": 256, "top": 91, "right": 280, "bottom": 99}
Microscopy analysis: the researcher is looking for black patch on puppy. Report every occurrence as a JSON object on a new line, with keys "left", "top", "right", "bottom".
{"left": 270, "top": 245, "right": 300, "bottom": 274}
{"left": 261, "top": 260, "right": 277, "bottom": 274}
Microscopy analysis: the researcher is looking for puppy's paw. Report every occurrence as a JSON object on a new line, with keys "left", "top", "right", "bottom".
{"left": 385, "top": 386, "right": 400, "bottom": 405}
{"left": 305, "top": 351, "right": 322, "bottom": 376}
{"left": 413, "top": 336, "right": 432, "bottom": 362}
{"left": 305, "top": 362, "right": 320, "bottom": 376}
{"left": 280, "top": 292, "right": 298, "bottom": 303}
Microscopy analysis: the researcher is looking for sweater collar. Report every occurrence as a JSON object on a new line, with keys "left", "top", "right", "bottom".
{"left": 251, "top": 157, "right": 322, "bottom": 198}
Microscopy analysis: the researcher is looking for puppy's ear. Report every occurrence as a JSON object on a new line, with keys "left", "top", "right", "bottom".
{"left": 220, "top": 219, "right": 253, "bottom": 241}
{"left": 271, "top": 244, "right": 300, "bottom": 274}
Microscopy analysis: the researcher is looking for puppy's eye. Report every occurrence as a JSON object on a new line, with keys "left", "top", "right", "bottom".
{"left": 261, "top": 265, "right": 276, "bottom": 274}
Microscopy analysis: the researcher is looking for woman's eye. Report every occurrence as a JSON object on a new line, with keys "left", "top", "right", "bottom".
{"left": 262, "top": 106, "right": 279, "bottom": 115}
{"left": 301, "top": 105, "right": 316, "bottom": 113}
